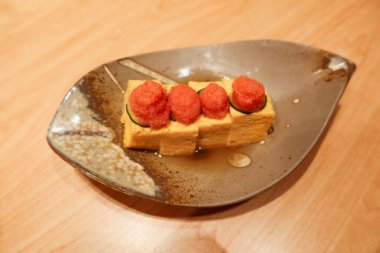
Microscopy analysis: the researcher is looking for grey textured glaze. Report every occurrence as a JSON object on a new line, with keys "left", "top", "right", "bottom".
{"left": 47, "top": 40, "right": 355, "bottom": 207}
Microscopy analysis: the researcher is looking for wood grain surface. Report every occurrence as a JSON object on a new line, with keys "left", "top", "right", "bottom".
{"left": 1, "top": 0, "right": 380, "bottom": 252}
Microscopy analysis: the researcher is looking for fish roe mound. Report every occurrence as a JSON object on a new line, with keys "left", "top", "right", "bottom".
{"left": 129, "top": 81, "right": 169, "bottom": 129}
{"left": 168, "top": 84, "right": 201, "bottom": 124}
{"left": 232, "top": 76, "right": 265, "bottom": 112}
{"left": 149, "top": 105, "right": 170, "bottom": 129}
{"left": 200, "top": 82, "right": 229, "bottom": 119}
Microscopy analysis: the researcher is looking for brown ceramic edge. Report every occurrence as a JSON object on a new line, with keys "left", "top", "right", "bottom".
{"left": 116, "top": 39, "right": 356, "bottom": 73}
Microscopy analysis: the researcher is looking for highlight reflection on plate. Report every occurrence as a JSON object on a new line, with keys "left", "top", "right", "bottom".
{"left": 47, "top": 40, "right": 355, "bottom": 207}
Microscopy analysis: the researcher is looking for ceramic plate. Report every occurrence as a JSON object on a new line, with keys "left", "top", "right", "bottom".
{"left": 47, "top": 40, "right": 355, "bottom": 207}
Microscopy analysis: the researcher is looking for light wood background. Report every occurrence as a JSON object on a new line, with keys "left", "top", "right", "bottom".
{"left": 1, "top": 0, "right": 380, "bottom": 252}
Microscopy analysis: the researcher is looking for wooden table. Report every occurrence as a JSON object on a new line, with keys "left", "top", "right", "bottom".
{"left": 1, "top": 0, "right": 379, "bottom": 252}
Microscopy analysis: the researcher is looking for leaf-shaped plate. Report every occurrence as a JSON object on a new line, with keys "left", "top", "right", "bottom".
{"left": 47, "top": 40, "right": 355, "bottom": 207}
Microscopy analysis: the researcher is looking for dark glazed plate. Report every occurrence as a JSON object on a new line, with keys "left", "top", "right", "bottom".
{"left": 47, "top": 40, "right": 355, "bottom": 207}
